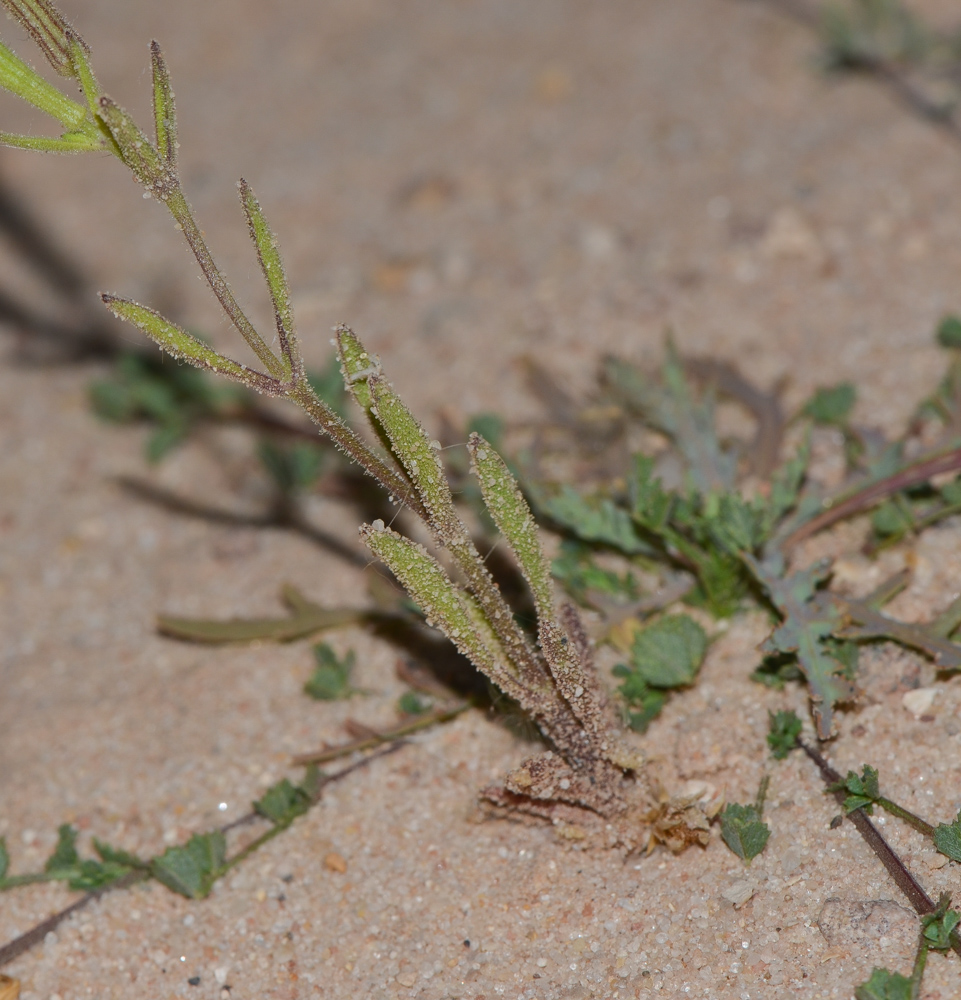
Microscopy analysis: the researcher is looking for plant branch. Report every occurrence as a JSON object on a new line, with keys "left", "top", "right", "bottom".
{"left": 0, "top": 743, "right": 403, "bottom": 970}
{"left": 797, "top": 738, "right": 961, "bottom": 960}
{"left": 291, "top": 701, "right": 471, "bottom": 766}
{"left": 783, "top": 445, "right": 961, "bottom": 549}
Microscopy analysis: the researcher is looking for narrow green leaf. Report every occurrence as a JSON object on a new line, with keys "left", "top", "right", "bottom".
{"left": 361, "top": 523, "right": 530, "bottom": 704}
{"left": 0, "top": 38, "right": 88, "bottom": 127}
{"left": 95, "top": 95, "right": 172, "bottom": 196}
{"left": 67, "top": 31, "right": 100, "bottom": 113}
{"left": 335, "top": 324, "right": 379, "bottom": 412}
{"left": 150, "top": 40, "right": 177, "bottom": 167}
{"left": 101, "top": 295, "right": 279, "bottom": 394}
{"left": 469, "top": 432, "right": 553, "bottom": 613}
{"left": 720, "top": 803, "right": 770, "bottom": 862}
{"left": 332, "top": 326, "right": 409, "bottom": 478}
{"left": 157, "top": 605, "right": 366, "bottom": 644}
{"left": 368, "top": 373, "right": 459, "bottom": 537}
{"left": 239, "top": 178, "right": 296, "bottom": 379}
{"left": 0, "top": 837, "right": 8, "bottom": 880}
{"left": 0, "top": 128, "right": 102, "bottom": 152}
{"left": 150, "top": 831, "right": 226, "bottom": 899}
{"left": 0, "top": 0, "right": 87, "bottom": 76}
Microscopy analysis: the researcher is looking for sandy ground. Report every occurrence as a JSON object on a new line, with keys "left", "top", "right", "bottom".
{"left": 5, "top": 1, "right": 961, "bottom": 997}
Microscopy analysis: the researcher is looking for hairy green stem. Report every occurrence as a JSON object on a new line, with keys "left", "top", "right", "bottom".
{"left": 288, "top": 379, "right": 427, "bottom": 519}
{"left": 877, "top": 796, "right": 936, "bottom": 838}
{"left": 162, "top": 188, "right": 285, "bottom": 380}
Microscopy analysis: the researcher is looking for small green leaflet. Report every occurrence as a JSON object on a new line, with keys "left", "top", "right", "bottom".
{"left": 719, "top": 803, "right": 770, "bottom": 862}
{"left": 623, "top": 614, "right": 708, "bottom": 689}
{"left": 922, "top": 894, "right": 960, "bottom": 952}
{"left": 613, "top": 615, "right": 706, "bottom": 732}
{"left": 150, "top": 831, "right": 226, "bottom": 899}
{"left": 45, "top": 823, "right": 79, "bottom": 872}
{"left": 766, "top": 709, "right": 802, "bottom": 760}
{"left": 936, "top": 314, "right": 961, "bottom": 349}
{"left": 398, "top": 690, "right": 432, "bottom": 715}
{"left": 89, "top": 350, "right": 245, "bottom": 462}
{"left": 614, "top": 680, "right": 668, "bottom": 734}
{"left": 921, "top": 892, "right": 961, "bottom": 951}
{"left": 38, "top": 826, "right": 144, "bottom": 890}
{"left": 304, "top": 642, "right": 357, "bottom": 700}
{"left": 0, "top": 837, "right": 8, "bottom": 880}
{"left": 854, "top": 968, "right": 914, "bottom": 1000}
{"left": 829, "top": 765, "right": 881, "bottom": 815}
{"left": 933, "top": 810, "right": 961, "bottom": 862}
{"left": 801, "top": 383, "right": 856, "bottom": 425}
{"left": 253, "top": 775, "right": 314, "bottom": 827}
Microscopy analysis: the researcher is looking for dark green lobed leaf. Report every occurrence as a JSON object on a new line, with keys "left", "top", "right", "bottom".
{"left": 626, "top": 614, "right": 708, "bottom": 689}
{"left": 45, "top": 824, "right": 79, "bottom": 872}
{"left": 303, "top": 643, "right": 356, "bottom": 700}
{"left": 150, "top": 832, "right": 226, "bottom": 899}
{"left": 854, "top": 967, "right": 914, "bottom": 1000}
{"left": 801, "top": 383, "right": 856, "bottom": 425}
{"left": 254, "top": 778, "right": 312, "bottom": 827}
{"left": 934, "top": 810, "right": 961, "bottom": 862}
{"left": 766, "top": 709, "right": 802, "bottom": 760}
{"left": 720, "top": 803, "right": 770, "bottom": 862}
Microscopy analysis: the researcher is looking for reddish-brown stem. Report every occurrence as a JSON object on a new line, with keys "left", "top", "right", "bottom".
{"left": 783, "top": 446, "right": 961, "bottom": 549}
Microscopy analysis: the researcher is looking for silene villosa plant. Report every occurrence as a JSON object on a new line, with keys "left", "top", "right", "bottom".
{"left": 0, "top": 0, "right": 651, "bottom": 841}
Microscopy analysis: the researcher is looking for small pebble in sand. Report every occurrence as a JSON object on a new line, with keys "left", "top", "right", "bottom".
{"left": 903, "top": 688, "right": 937, "bottom": 718}
{"left": 324, "top": 852, "right": 348, "bottom": 873}
{"left": 720, "top": 879, "right": 756, "bottom": 907}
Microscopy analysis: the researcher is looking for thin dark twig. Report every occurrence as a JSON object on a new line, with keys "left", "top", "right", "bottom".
{"left": 0, "top": 869, "right": 146, "bottom": 969}
{"left": 783, "top": 446, "right": 961, "bottom": 549}
{"left": 0, "top": 744, "right": 403, "bottom": 970}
